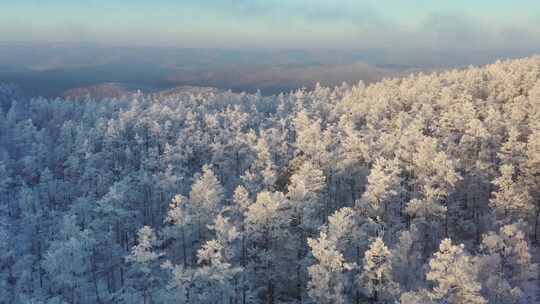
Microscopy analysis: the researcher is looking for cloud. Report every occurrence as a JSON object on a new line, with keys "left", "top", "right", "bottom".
{"left": 405, "top": 13, "right": 540, "bottom": 51}
{"left": 1, "top": 0, "right": 539, "bottom": 51}
{"left": 188, "top": 1, "right": 540, "bottom": 50}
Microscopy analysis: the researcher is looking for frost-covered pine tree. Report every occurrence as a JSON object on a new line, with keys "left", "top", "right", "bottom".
{"left": 426, "top": 239, "right": 486, "bottom": 304}
{"left": 326, "top": 207, "right": 357, "bottom": 251}
{"left": 288, "top": 160, "right": 326, "bottom": 231}
{"left": 391, "top": 227, "right": 423, "bottom": 291}
{"left": 476, "top": 223, "right": 537, "bottom": 304}
{"left": 294, "top": 111, "right": 332, "bottom": 168}
{"left": 43, "top": 215, "right": 96, "bottom": 304}
{"left": 163, "top": 194, "right": 192, "bottom": 266}
{"left": 233, "top": 185, "right": 252, "bottom": 215}
{"left": 357, "top": 157, "right": 402, "bottom": 227}
{"left": 242, "top": 135, "right": 278, "bottom": 194}
{"left": 127, "top": 226, "right": 161, "bottom": 271}
{"left": 498, "top": 126, "right": 526, "bottom": 167}
{"left": 189, "top": 165, "right": 224, "bottom": 241}
{"left": 524, "top": 126, "right": 540, "bottom": 241}
{"left": 490, "top": 164, "right": 533, "bottom": 224}
{"left": 245, "top": 191, "right": 290, "bottom": 304}
{"left": 208, "top": 214, "right": 239, "bottom": 257}
{"left": 125, "top": 225, "right": 163, "bottom": 304}
{"left": 480, "top": 224, "right": 537, "bottom": 286}
{"left": 307, "top": 231, "right": 353, "bottom": 304}
{"left": 411, "top": 136, "right": 460, "bottom": 204}
{"left": 190, "top": 240, "right": 241, "bottom": 304}
{"left": 357, "top": 237, "right": 399, "bottom": 303}
{"left": 406, "top": 136, "right": 460, "bottom": 254}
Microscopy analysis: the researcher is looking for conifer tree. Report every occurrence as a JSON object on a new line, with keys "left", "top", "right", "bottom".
{"left": 358, "top": 237, "right": 399, "bottom": 303}
{"left": 189, "top": 165, "right": 224, "bottom": 241}
{"left": 358, "top": 157, "right": 402, "bottom": 227}
{"left": 307, "top": 231, "right": 353, "bottom": 304}
{"left": 426, "top": 239, "right": 486, "bottom": 304}
{"left": 490, "top": 164, "right": 533, "bottom": 224}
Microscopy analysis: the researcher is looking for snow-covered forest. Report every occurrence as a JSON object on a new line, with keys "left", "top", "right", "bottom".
{"left": 1, "top": 56, "right": 540, "bottom": 304}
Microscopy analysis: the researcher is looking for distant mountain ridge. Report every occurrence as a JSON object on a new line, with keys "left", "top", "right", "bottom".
{"left": 1, "top": 42, "right": 537, "bottom": 98}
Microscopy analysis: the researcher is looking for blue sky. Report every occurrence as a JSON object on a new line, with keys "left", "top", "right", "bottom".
{"left": 2, "top": 0, "right": 540, "bottom": 49}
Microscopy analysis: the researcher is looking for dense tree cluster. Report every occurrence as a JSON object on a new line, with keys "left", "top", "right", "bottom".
{"left": 1, "top": 57, "right": 540, "bottom": 303}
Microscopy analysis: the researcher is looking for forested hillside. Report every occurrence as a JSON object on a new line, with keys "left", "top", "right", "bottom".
{"left": 1, "top": 57, "right": 540, "bottom": 303}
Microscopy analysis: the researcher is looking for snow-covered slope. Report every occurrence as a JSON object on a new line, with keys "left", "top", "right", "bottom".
{"left": 0, "top": 56, "right": 540, "bottom": 303}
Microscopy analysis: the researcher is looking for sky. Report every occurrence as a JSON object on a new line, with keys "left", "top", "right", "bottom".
{"left": 1, "top": 0, "right": 540, "bottom": 50}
